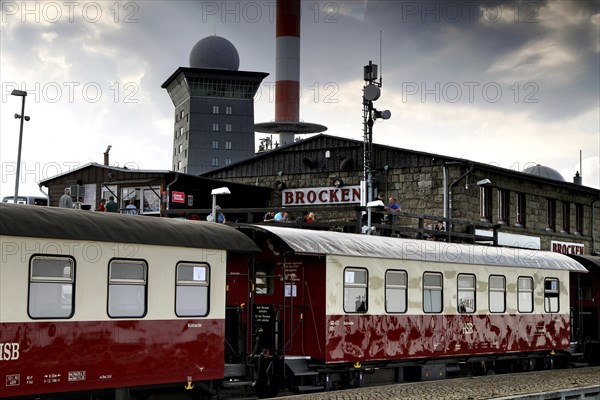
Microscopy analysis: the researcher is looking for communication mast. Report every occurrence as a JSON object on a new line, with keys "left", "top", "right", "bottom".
{"left": 362, "top": 61, "right": 391, "bottom": 206}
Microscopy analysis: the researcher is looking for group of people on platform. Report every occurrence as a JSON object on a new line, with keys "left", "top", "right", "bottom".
{"left": 263, "top": 210, "right": 316, "bottom": 223}
{"left": 59, "top": 188, "right": 120, "bottom": 212}
{"left": 361, "top": 192, "right": 446, "bottom": 239}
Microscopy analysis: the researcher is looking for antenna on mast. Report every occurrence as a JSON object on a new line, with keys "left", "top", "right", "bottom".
{"left": 379, "top": 31, "right": 383, "bottom": 85}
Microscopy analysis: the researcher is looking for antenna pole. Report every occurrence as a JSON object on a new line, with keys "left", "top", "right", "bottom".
{"left": 379, "top": 31, "right": 383, "bottom": 85}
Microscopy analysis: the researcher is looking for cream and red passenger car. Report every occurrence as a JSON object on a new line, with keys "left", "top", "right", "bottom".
{"left": 0, "top": 203, "right": 258, "bottom": 399}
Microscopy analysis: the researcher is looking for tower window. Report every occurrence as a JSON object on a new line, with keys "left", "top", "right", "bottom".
{"left": 213, "top": 105, "right": 219, "bottom": 114}
{"left": 212, "top": 123, "right": 219, "bottom": 132}
{"left": 225, "top": 123, "right": 232, "bottom": 132}
{"left": 212, "top": 140, "right": 219, "bottom": 149}
{"left": 226, "top": 106, "right": 232, "bottom": 114}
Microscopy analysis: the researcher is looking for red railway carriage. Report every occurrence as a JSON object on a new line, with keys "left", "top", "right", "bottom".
{"left": 231, "top": 225, "right": 587, "bottom": 392}
{"left": 0, "top": 203, "right": 258, "bottom": 399}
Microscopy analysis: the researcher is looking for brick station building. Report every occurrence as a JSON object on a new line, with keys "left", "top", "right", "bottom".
{"left": 202, "top": 134, "right": 600, "bottom": 256}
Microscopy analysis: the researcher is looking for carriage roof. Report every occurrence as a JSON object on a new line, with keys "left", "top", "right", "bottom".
{"left": 243, "top": 225, "right": 587, "bottom": 272}
{"left": 0, "top": 203, "right": 259, "bottom": 253}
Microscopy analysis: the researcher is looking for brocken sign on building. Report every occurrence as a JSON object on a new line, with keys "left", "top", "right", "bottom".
{"left": 282, "top": 186, "right": 361, "bottom": 206}
{"left": 551, "top": 240, "right": 585, "bottom": 255}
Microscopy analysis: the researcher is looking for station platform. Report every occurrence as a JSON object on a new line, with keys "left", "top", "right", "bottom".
{"left": 278, "top": 367, "right": 600, "bottom": 400}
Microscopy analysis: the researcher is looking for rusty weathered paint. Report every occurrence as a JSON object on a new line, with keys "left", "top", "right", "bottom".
{"left": 325, "top": 313, "right": 569, "bottom": 363}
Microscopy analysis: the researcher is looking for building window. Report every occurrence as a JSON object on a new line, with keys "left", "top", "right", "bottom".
{"left": 177, "top": 161, "right": 182, "bottom": 170}
{"left": 225, "top": 141, "right": 232, "bottom": 150}
{"left": 489, "top": 275, "right": 505, "bottom": 313}
{"left": 575, "top": 204, "right": 584, "bottom": 234}
{"left": 179, "top": 109, "right": 184, "bottom": 120}
{"left": 561, "top": 202, "right": 570, "bottom": 233}
{"left": 546, "top": 198, "right": 556, "bottom": 231}
{"left": 457, "top": 274, "right": 475, "bottom": 313}
{"left": 212, "top": 123, "right": 219, "bottom": 132}
{"left": 139, "top": 186, "right": 160, "bottom": 214}
{"left": 225, "top": 158, "right": 232, "bottom": 166}
{"left": 226, "top": 106, "right": 232, "bottom": 114}
{"left": 516, "top": 192, "right": 526, "bottom": 227}
{"left": 176, "top": 263, "right": 209, "bottom": 317}
{"left": 29, "top": 256, "right": 75, "bottom": 319}
{"left": 179, "top": 126, "right": 184, "bottom": 137}
{"left": 212, "top": 140, "right": 219, "bottom": 149}
{"left": 212, "top": 158, "right": 219, "bottom": 167}
{"left": 108, "top": 259, "right": 147, "bottom": 318}
{"left": 178, "top": 144, "right": 183, "bottom": 154}
{"left": 213, "top": 105, "right": 219, "bottom": 114}
{"left": 517, "top": 276, "right": 533, "bottom": 313}
{"left": 480, "top": 186, "right": 492, "bottom": 222}
{"left": 225, "top": 123, "right": 232, "bottom": 132}
{"left": 344, "top": 267, "right": 368, "bottom": 313}
{"left": 385, "top": 270, "right": 407, "bottom": 313}
{"left": 498, "top": 189, "right": 509, "bottom": 224}
{"left": 544, "top": 278, "right": 559, "bottom": 313}
{"left": 423, "top": 272, "right": 443, "bottom": 313}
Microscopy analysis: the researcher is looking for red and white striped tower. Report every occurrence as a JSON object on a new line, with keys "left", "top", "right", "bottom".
{"left": 255, "top": 0, "right": 326, "bottom": 146}
{"left": 276, "top": 0, "right": 300, "bottom": 125}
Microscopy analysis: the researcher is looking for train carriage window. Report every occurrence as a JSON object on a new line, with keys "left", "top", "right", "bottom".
{"left": 176, "top": 263, "right": 210, "bottom": 317}
{"left": 385, "top": 270, "right": 407, "bottom": 313}
{"left": 29, "top": 256, "right": 75, "bottom": 319}
{"left": 108, "top": 259, "right": 147, "bottom": 318}
{"left": 344, "top": 268, "right": 368, "bottom": 313}
{"left": 517, "top": 276, "right": 534, "bottom": 313}
{"left": 423, "top": 272, "right": 443, "bottom": 313}
{"left": 489, "top": 275, "right": 506, "bottom": 313}
{"left": 544, "top": 278, "right": 559, "bottom": 313}
{"left": 457, "top": 274, "right": 476, "bottom": 313}
{"left": 255, "top": 262, "right": 274, "bottom": 295}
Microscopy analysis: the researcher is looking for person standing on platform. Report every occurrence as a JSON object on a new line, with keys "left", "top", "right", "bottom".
{"left": 59, "top": 188, "right": 73, "bottom": 209}
{"left": 383, "top": 196, "right": 401, "bottom": 236}
{"left": 125, "top": 199, "right": 138, "bottom": 215}
{"left": 105, "top": 196, "right": 118, "bottom": 213}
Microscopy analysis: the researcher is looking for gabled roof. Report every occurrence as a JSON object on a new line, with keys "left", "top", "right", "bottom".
{"left": 204, "top": 134, "right": 598, "bottom": 192}
{"left": 39, "top": 162, "right": 171, "bottom": 185}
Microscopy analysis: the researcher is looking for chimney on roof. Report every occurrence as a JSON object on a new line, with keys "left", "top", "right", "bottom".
{"left": 104, "top": 145, "right": 112, "bottom": 166}
{"left": 574, "top": 171, "right": 582, "bottom": 185}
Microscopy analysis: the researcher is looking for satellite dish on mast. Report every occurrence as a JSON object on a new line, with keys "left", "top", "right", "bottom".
{"left": 363, "top": 84, "right": 381, "bottom": 101}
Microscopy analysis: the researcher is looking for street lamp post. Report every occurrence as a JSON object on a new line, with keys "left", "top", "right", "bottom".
{"left": 11, "top": 90, "right": 29, "bottom": 204}
{"left": 210, "top": 187, "right": 231, "bottom": 222}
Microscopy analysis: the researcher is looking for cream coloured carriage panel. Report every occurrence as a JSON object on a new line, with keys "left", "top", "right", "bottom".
{"left": 325, "top": 253, "right": 570, "bottom": 316}
{"left": 0, "top": 235, "right": 227, "bottom": 323}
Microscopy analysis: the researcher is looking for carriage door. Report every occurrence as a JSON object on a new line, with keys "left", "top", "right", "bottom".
{"left": 252, "top": 262, "right": 278, "bottom": 355}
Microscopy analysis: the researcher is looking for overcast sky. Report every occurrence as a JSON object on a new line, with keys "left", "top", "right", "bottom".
{"left": 1, "top": 0, "right": 598, "bottom": 200}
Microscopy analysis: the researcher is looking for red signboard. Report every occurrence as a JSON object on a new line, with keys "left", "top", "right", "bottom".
{"left": 171, "top": 191, "right": 185, "bottom": 204}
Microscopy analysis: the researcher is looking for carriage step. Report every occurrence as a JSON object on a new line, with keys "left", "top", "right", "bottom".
{"left": 221, "top": 380, "right": 253, "bottom": 388}
{"left": 293, "top": 385, "right": 325, "bottom": 394}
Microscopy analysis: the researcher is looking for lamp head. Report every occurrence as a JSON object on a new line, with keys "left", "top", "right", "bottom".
{"left": 476, "top": 179, "right": 492, "bottom": 186}
{"left": 211, "top": 187, "right": 231, "bottom": 195}
{"left": 11, "top": 90, "right": 27, "bottom": 97}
